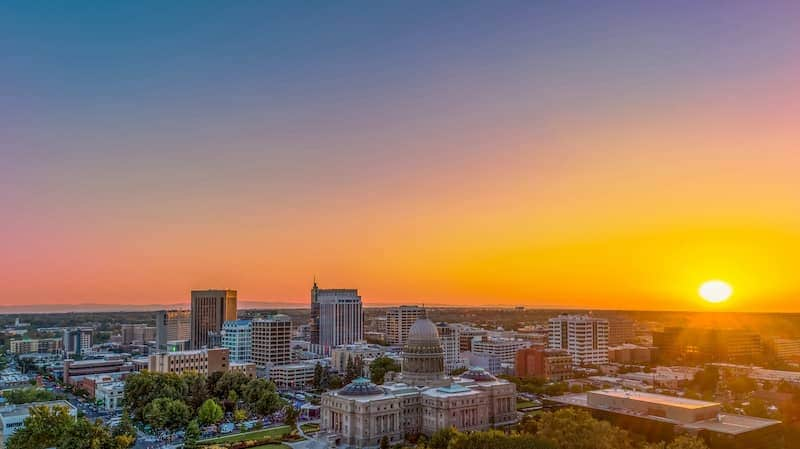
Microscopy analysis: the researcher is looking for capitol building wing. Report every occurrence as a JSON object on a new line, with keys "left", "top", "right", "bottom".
{"left": 321, "top": 319, "right": 518, "bottom": 448}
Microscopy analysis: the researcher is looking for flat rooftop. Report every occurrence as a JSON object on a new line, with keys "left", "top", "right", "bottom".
{"left": 551, "top": 392, "right": 781, "bottom": 435}
{"left": 590, "top": 389, "right": 719, "bottom": 410}
{"left": 0, "top": 400, "right": 75, "bottom": 419}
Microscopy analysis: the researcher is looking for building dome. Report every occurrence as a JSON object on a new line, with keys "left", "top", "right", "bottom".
{"left": 460, "top": 366, "right": 497, "bottom": 382}
{"left": 339, "top": 377, "right": 383, "bottom": 396}
{"left": 407, "top": 318, "right": 441, "bottom": 346}
{"left": 401, "top": 318, "right": 445, "bottom": 386}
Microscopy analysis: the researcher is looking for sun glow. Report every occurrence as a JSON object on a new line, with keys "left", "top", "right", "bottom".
{"left": 699, "top": 280, "right": 733, "bottom": 303}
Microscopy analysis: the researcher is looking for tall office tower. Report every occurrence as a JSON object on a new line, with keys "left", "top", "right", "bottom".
{"left": 222, "top": 320, "right": 252, "bottom": 363}
{"left": 251, "top": 314, "right": 292, "bottom": 368}
{"left": 436, "top": 322, "right": 462, "bottom": 373}
{"left": 310, "top": 281, "right": 320, "bottom": 347}
{"left": 314, "top": 287, "right": 363, "bottom": 354}
{"left": 548, "top": 314, "right": 609, "bottom": 366}
{"left": 607, "top": 317, "right": 635, "bottom": 346}
{"left": 191, "top": 290, "right": 238, "bottom": 349}
{"left": 63, "top": 328, "right": 93, "bottom": 355}
{"left": 653, "top": 328, "right": 761, "bottom": 364}
{"left": 386, "top": 306, "right": 426, "bottom": 346}
{"left": 156, "top": 310, "right": 191, "bottom": 349}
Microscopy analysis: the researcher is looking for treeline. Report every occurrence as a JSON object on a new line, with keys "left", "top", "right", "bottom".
{"left": 124, "top": 370, "right": 284, "bottom": 431}
{"left": 6, "top": 405, "right": 136, "bottom": 449}
{"left": 416, "top": 409, "right": 709, "bottom": 449}
{"left": 4, "top": 387, "right": 64, "bottom": 404}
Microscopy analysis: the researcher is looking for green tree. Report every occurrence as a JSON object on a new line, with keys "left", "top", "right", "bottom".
{"left": 112, "top": 409, "right": 136, "bottom": 440}
{"left": 370, "top": 356, "right": 401, "bottom": 385}
{"left": 644, "top": 435, "right": 709, "bottom": 449}
{"left": 535, "top": 409, "right": 634, "bottom": 449}
{"left": 198, "top": 399, "right": 224, "bottom": 426}
{"left": 243, "top": 378, "right": 285, "bottom": 416}
{"left": 144, "top": 397, "right": 191, "bottom": 430}
{"left": 313, "top": 362, "right": 324, "bottom": 389}
{"left": 449, "top": 429, "right": 554, "bottom": 449}
{"left": 329, "top": 374, "right": 343, "bottom": 389}
{"left": 183, "top": 371, "right": 210, "bottom": 411}
{"left": 5, "top": 405, "right": 74, "bottom": 449}
{"left": 60, "top": 417, "right": 113, "bottom": 449}
{"left": 213, "top": 370, "right": 250, "bottom": 401}
{"left": 429, "top": 426, "right": 459, "bottom": 449}
{"left": 233, "top": 408, "right": 248, "bottom": 422}
{"left": 184, "top": 419, "right": 201, "bottom": 449}
{"left": 380, "top": 435, "right": 390, "bottom": 449}
{"left": 284, "top": 404, "right": 300, "bottom": 431}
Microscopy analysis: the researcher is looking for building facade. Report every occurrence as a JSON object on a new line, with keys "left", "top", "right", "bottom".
{"left": 331, "top": 343, "right": 386, "bottom": 374}
{"left": 269, "top": 363, "right": 317, "bottom": 389}
{"left": 148, "top": 347, "right": 230, "bottom": 376}
{"left": 9, "top": 338, "right": 63, "bottom": 354}
{"left": 436, "top": 323, "right": 462, "bottom": 374}
{"left": 156, "top": 309, "right": 191, "bottom": 349}
{"left": 515, "top": 346, "right": 573, "bottom": 381}
{"left": 251, "top": 315, "right": 292, "bottom": 368}
{"left": 321, "top": 318, "right": 517, "bottom": 448}
{"left": 386, "top": 306, "right": 426, "bottom": 346}
{"left": 63, "top": 328, "right": 93, "bottom": 355}
{"left": 190, "top": 289, "right": 237, "bottom": 349}
{"left": 607, "top": 317, "right": 635, "bottom": 346}
{"left": 548, "top": 314, "right": 609, "bottom": 366}
{"left": 653, "top": 328, "right": 761, "bottom": 364}
{"left": 312, "top": 285, "right": 363, "bottom": 354}
{"left": 222, "top": 320, "right": 252, "bottom": 363}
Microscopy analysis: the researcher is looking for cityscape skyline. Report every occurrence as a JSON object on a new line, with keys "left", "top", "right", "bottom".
{"left": 3, "top": 2, "right": 800, "bottom": 312}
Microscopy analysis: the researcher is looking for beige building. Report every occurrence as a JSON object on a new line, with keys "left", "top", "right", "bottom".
{"left": 252, "top": 314, "right": 292, "bottom": 368}
{"left": 156, "top": 310, "right": 191, "bottom": 349}
{"left": 230, "top": 361, "right": 257, "bottom": 379}
{"left": 148, "top": 348, "right": 229, "bottom": 376}
{"left": 321, "top": 319, "right": 517, "bottom": 448}
{"left": 269, "top": 363, "right": 317, "bottom": 389}
{"left": 386, "top": 306, "right": 426, "bottom": 346}
{"left": 331, "top": 343, "right": 385, "bottom": 374}
{"left": 190, "top": 290, "right": 237, "bottom": 349}
{"left": 10, "top": 338, "right": 63, "bottom": 354}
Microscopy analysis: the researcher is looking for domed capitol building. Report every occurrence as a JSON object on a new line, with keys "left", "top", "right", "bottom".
{"left": 321, "top": 319, "right": 518, "bottom": 448}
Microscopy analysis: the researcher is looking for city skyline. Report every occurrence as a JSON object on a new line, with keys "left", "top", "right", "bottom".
{"left": 3, "top": 2, "right": 800, "bottom": 312}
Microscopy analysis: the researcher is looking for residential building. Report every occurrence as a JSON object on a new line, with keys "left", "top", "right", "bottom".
{"left": 156, "top": 309, "right": 191, "bottom": 349}
{"left": 63, "top": 328, "right": 93, "bottom": 355}
{"left": 331, "top": 343, "right": 386, "bottom": 373}
{"left": 608, "top": 344, "right": 652, "bottom": 364}
{"left": 222, "top": 320, "right": 252, "bottom": 363}
{"left": 653, "top": 328, "right": 761, "bottom": 364}
{"left": 607, "top": 317, "right": 635, "bottom": 346}
{"left": 190, "top": 289, "right": 237, "bottom": 349}
{"left": 269, "top": 363, "right": 317, "bottom": 389}
{"left": 251, "top": 315, "right": 292, "bottom": 368}
{"left": 148, "top": 347, "right": 230, "bottom": 376}
{"left": 121, "top": 324, "right": 156, "bottom": 345}
{"left": 548, "top": 314, "right": 609, "bottom": 366}
{"left": 311, "top": 283, "right": 363, "bottom": 354}
{"left": 550, "top": 389, "right": 783, "bottom": 449}
{"left": 471, "top": 337, "right": 529, "bottom": 365}
{"left": 436, "top": 323, "right": 462, "bottom": 373}
{"left": 386, "top": 306, "right": 426, "bottom": 346}
{"left": 0, "top": 401, "right": 77, "bottom": 438}
{"left": 769, "top": 338, "right": 800, "bottom": 361}
{"left": 515, "top": 346, "right": 573, "bottom": 381}
{"left": 9, "top": 338, "right": 63, "bottom": 354}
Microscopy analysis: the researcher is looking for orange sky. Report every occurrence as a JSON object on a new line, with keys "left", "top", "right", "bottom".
{"left": 3, "top": 2, "right": 800, "bottom": 312}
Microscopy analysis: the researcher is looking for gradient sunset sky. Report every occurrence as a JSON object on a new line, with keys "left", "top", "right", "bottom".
{"left": 2, "top": 2, "right": 800, "bottom": 311}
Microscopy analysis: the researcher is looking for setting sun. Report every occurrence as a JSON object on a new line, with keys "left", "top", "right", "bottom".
{"left": 699, "top": 280, "right": 733, "bottom": 303}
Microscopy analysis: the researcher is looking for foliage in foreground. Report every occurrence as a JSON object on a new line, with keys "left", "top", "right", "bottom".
{"left": 5, "top": 405, "right": 134, "bottom": 449}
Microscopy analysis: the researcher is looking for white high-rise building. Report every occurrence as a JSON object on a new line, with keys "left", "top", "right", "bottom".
{"left": 436, "top": 323, "right": 463, "bottom": 374}
{"left": 314, "top": 288, "right": 363, "bottom": 354}
{"left": 252, "top": 315, "right": 292, "bottom": 368}
{"left": 222, "top": 320, "right": 252, "bottom": 363}
{"left": 386, "top": 306, "right": 426, "bottom": 346}
{"left": 548, "top": 314, "right": 609, "bottom": 366}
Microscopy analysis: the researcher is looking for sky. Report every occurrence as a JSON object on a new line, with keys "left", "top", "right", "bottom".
{"left": 2, "top": 1, "right": 800, "bottom": 312}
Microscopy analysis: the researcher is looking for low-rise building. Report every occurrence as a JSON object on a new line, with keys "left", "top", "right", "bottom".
{"left": 0, "top": 400, "right": 77, "bottom": 438}
{"left": 9, "top": 338, "right": 63, "bottom": 354}
{"left": 549, "top": 389, "right": 782, "bottom": 449}
{"left": 608, "top": 344, "right": 653, "bottom": 364}
{"left": 148, "top": 348, "right": 230, "bottom": 376}
{"left": 515, "top": 346, "right": 573, "bottom": 381}
{"left": 269, "top": 363, "right": 317, "bottom": 389}
{"left": 230, "top": 361, "right": 257, "bottom": 379}
{"left": 96, "top": 381, "right": 125, "bottom": 411}
{"left": 331, "top": 343, "right": 386, "bottom": 373}
{"left": 63, "top": 358, "right": 133, "bottom": 385}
